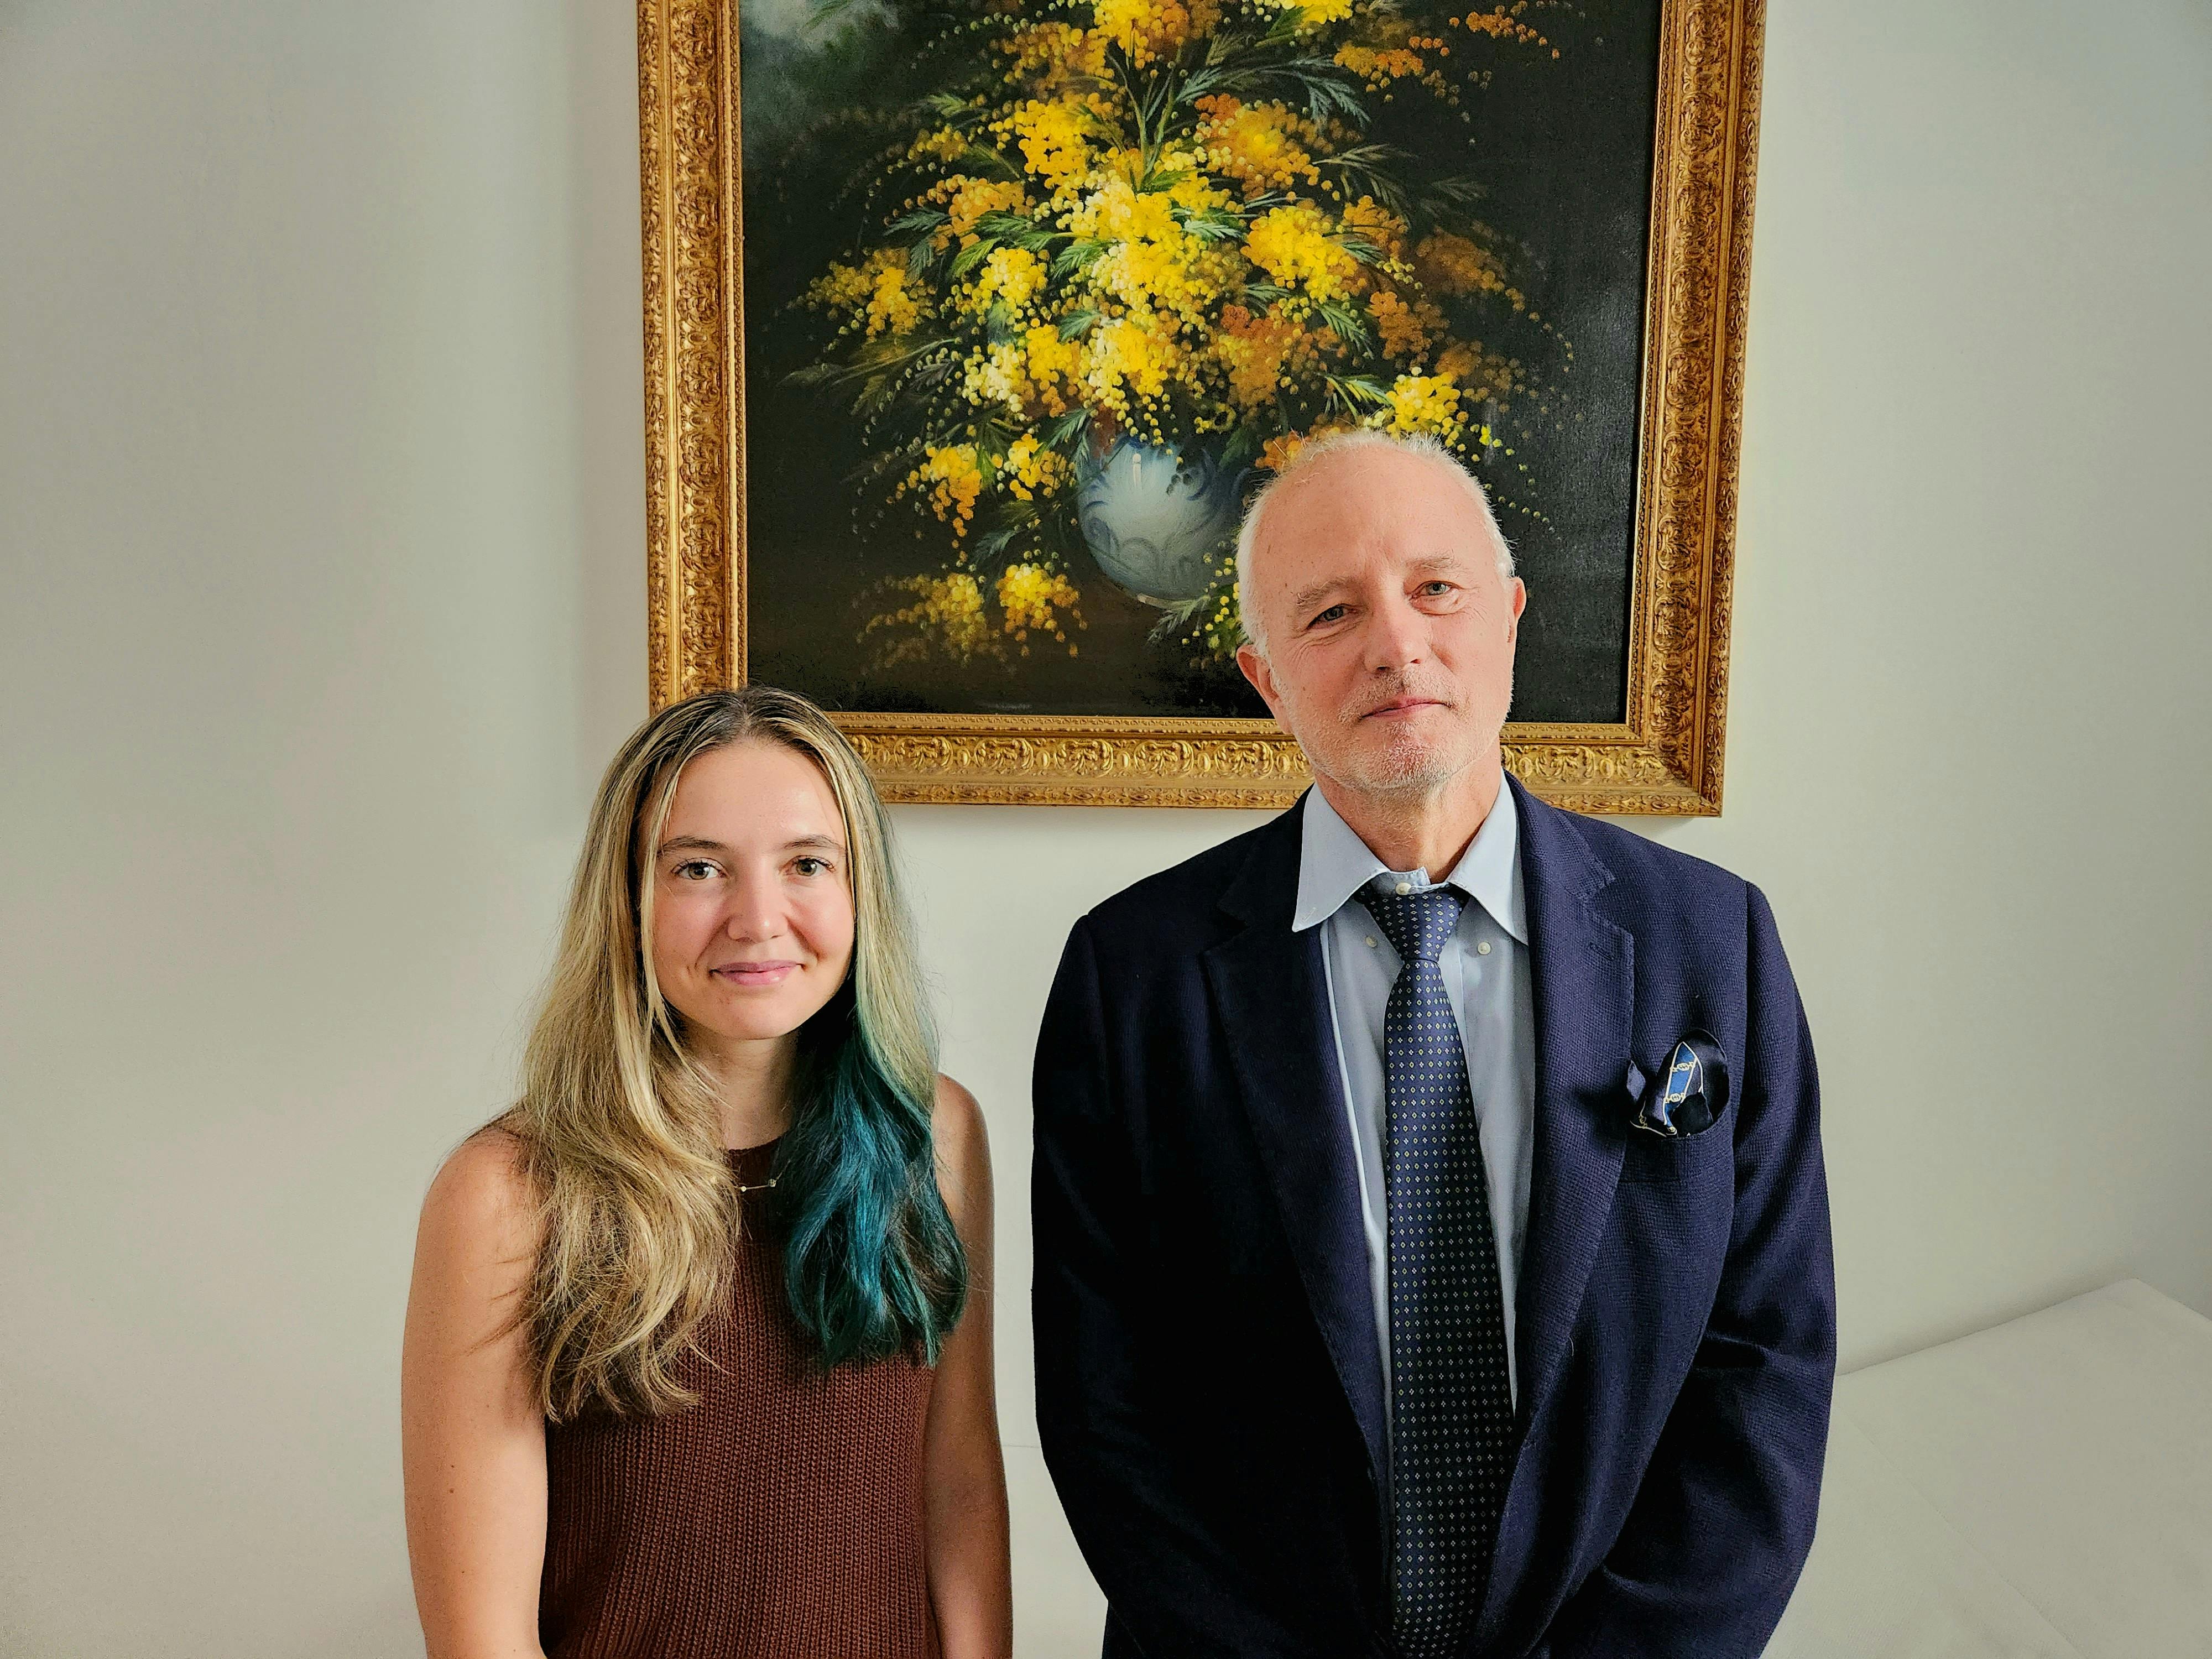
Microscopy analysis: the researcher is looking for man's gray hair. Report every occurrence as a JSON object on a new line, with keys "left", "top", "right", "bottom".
{"left": 1234, "top": 429, "right": 1516, "bottom": 655}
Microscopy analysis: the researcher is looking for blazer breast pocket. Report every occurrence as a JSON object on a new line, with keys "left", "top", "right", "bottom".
{"left": 1618, "top": 1115, "right": 1733, "bottom": 1184}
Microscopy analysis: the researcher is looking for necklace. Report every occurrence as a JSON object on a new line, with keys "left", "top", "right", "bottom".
{"left": 734, "top": 1175, "right": 779, "bottom": 1194}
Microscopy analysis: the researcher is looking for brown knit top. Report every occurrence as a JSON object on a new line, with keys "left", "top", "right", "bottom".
{"left": 539, "top": 1140, "right": 940, "bottom": 1659}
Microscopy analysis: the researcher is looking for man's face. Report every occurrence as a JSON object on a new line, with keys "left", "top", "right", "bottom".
{"left": 1237, "top": 446, "right": 1526, "bottom": 799}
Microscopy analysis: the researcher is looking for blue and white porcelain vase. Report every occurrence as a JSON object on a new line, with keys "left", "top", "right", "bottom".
{"left": 1073, "top": 439, "right": 1245, "bottom": 606}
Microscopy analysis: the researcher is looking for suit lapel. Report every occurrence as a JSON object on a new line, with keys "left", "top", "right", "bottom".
{"left": 1507, "top": 775, "right": 1636, "bottom": 1433}
{"left": 1201, "top": 801, "right": 1390, "bottom": 1492}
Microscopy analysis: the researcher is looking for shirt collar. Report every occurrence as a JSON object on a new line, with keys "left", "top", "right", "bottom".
{"left": 1291, "top": 781, "right": 1528, "bottom": 946}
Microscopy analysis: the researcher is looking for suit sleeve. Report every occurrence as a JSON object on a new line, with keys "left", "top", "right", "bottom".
{"left": 1031, "top": 917, "right": 1314, "bottom": 1657}
{"left": 1542, "top": 883, "right": 1838, "bottom": 1659}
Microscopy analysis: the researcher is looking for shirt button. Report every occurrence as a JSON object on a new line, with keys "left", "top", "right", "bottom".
{"left": 1477, "top": 940, "right": 1493, "bottom": 956}
{"left": 1395, "top": 881, "right": 1412, "bottom": 896}
{"left": 1365, "top": 936, "right": 1379, "bottom": 949}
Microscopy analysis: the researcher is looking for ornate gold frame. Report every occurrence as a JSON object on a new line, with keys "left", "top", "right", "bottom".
{"left": 638, "top": 0, "right": 1763, "bottom": 812}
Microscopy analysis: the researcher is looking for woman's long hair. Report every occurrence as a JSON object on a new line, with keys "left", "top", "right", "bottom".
{"left": 503, "top": 685, "right": 964, "bottom": 1420}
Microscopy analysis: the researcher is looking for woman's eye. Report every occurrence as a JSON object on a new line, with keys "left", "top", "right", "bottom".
{"left": 674, "top": 859, "right": 718, "bottom": 881}
{"left": 792, "top": 856, "right": 829, "bottom": 878}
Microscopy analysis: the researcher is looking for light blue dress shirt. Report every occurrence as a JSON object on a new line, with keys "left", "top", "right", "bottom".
{"left": 1293, "top": 784, "right": 1535, "bottom": 1416}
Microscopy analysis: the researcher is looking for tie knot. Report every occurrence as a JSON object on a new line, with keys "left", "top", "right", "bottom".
{"left": 1364, "top": 884, "right": 1466, "bottom": 964}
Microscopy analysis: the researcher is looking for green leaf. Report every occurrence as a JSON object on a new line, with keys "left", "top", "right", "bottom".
{"left": 1219, "top": 424, "right": 1265, "bottom": 468}
{"left": 1421, "top": 176, "right": 1489, "bottom": 210}
{"left": 1327, "top": 373, "right": 1394, "bottom": 410}
{"left": 974, "top": 210, "right": 1058, "bottom": 252}
{"left": 1056, "top": 306, "right": 1101, "bottom": 342}
{"left": 1175, "top": 206, "right": 1245, "bottom": 243}
{"left": 957, "top": 144, "right": 1024, "bottom": 181}
{"left": 1050, "top": 239, "right": 1106, "bottom": 278}
{"left": 948, "top": 238, "right": 999, "bottom": 279}
{"left": 1317, "top": 301, "right": 1374, "bottom": 351}
{"left": 1317, "top": 146, "right": 1416, "bottom": 217}
{"left": 1042, "top": 408, "right": 1092, "bottom": 450}
{"left": 1177, "top": 64, "right": 1231, "bottom": 103}
{"left": 885, "top": 208, "right": 950, "bottom": 242}
{"left": 1318, "top": 142, "right": 1412, "bottom": 175}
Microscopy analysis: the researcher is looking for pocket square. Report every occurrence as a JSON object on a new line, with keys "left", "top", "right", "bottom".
{"left": 1633, "top": 1031, "right": 1729, "bottom": 1139}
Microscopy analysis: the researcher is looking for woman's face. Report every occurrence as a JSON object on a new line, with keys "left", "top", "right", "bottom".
{"left": 646, "top": 739, "right": 857, "bottom": 1059}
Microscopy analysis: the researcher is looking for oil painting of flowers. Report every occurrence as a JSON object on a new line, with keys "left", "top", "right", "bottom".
{"left": 739, "top": 0, "right": 1670, "bottom": 725}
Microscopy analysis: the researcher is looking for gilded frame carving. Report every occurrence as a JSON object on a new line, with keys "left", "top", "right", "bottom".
{"left": 638, "top": 0, "right": 1764, "bottom": 813}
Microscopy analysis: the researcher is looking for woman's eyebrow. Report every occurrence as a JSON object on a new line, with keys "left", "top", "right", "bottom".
{"left": 658, "top": 834, "right": 727, "bottom": 855}
{"left": 658, "top": 833, "right": 847, "bottom": 855}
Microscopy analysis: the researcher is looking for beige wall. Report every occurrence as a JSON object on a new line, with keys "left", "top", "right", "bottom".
{"left": 3, "top": 1, "right": 2208, "bottom": 1655}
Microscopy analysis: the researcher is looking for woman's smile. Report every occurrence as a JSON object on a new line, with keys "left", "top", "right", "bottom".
{"left": 709, "top": 958, "right": 802, "bottom": 988}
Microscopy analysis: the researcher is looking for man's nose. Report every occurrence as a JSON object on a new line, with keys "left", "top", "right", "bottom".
{"left": 1364, "top": 592, "right": 1425, "bottom": 671}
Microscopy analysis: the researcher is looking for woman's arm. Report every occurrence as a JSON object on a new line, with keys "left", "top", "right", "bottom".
{"left": 922, "top": 1078, "right": 1014, "bottom": 1659}
{"left": 400, "top": 1130, "right": 550, "bottom": 1659}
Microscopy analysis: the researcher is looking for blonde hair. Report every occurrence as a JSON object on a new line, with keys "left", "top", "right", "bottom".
{"left": 503, "top": 685, "right": 954, "bottom": 1420}
{"left": 1234, "top": 429, "right": 1516, "bottom": 654}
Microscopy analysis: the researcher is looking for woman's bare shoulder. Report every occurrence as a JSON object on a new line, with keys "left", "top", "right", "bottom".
{"left": 931, "top": 1076, "right": 988, "bottom": 1157}
{"left": 931, "top": 1076, "right": 993, "bottom": 1220}
{"left": 419, "top": 1124, "right": 539, "bottom": 1262}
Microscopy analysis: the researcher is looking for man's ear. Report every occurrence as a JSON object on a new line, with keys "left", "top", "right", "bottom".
{"left": 1236, "top": 641, "right": 1286, "bottom": 727}
{"left": 1505, "top": 576, "right": 1527, "bottom": 646}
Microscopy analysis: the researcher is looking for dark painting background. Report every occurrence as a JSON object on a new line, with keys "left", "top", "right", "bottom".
{"left": 740, "top": 1, "right": 1658, "bottom": 722}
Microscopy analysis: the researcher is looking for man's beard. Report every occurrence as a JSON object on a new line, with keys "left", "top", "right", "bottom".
{"left": 1323, "top": 730, "right": 1465, "bottom": 795}
{"left": 1292, "top": 677, "right": 1504, "bottom": 805}
{"left": 1306, "top": 672, "right": 1476, "bottom": 796}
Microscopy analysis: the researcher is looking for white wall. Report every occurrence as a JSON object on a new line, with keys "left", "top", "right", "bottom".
{"left": 2, "top": 2, "right": 2207, "bottom": 1655}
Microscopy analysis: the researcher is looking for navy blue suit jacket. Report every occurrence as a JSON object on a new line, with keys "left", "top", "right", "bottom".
{"left": 1032, "top": 778, "right": 1835, "bottom": 1658}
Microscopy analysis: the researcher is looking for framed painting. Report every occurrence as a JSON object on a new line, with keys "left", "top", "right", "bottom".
{"left": 639, "top": 0, "right": 1762, "bottom": 810}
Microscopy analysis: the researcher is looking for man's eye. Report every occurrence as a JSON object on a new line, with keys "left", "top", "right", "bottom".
{"left": 1310, "top": 604, "right": 1348, "bottom": 627}
{"left": 1418, "top": 581, "right": 1454, "bottom": 597}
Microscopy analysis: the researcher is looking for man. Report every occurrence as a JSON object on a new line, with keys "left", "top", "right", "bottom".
{"left": 1032, "top": 431, "right": 1834, "bottom": 1658}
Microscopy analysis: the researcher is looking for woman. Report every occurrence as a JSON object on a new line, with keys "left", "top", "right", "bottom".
{"left": 401, "top": 686, "right": 1011, "bottom": 1659}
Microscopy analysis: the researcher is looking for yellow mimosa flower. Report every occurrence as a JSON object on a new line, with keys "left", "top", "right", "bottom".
{"left": 1413, "top": 231, "right": 1510, "bottom": 298}
{"left": 880, "top": 571, "right": 993, "bottom": 660}
{"left": 1244, "top": 205, "right": 1358, "bottom": 304}
{"left": 1021, "top": 325, "right": 1083, "bottom": 415}
{"left": 1193, "top": 96, "right": 1322, "bottom": 196}
{"left": 1385, "top": 372, "right": 1465, "bottom": 437}
{"left": 1334, "top": 43, "right": 1426, "bottom": 85}
{"left": 934, "top": 176, "right": 1032, "bottom": 244}
{"left": 1005, "top": 99, "right": 1095, "bottom": 189}
{"left": 997, "top": 562, "right": 1083, "bottom": 637}
{"left": 902, "top": 444, "right": 986, "bottom": 533}
{"left": 972, "top": 246, "right": 1048, "bottom": 314}
{"left": 999, "top": 436, "right": 1071, "bottom": 501}
{"left": 1339, "top": 196, "right": 1410, "bottom": 264}
{"left": 1366, "top": 289, "right": 1446, "bottom": 358}
{"left": 1214, "top": 304, "right": 1314, "bottom": 410}
{"left": 1092, "top": 0, "right": 1220, "bottom": 69}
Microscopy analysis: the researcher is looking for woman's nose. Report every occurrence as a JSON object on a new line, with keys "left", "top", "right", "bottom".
{"left": 721, "top": 871, "right": 783, "bottom": 940}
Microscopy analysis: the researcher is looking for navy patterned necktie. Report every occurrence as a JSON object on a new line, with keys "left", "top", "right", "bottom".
{"left": 1364, "top": 883, "right": 1515, "bottom": 1659}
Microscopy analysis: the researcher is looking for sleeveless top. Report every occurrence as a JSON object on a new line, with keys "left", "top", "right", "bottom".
{"left": 539, "top": 1140, "right": 941, "bottom": 1658}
